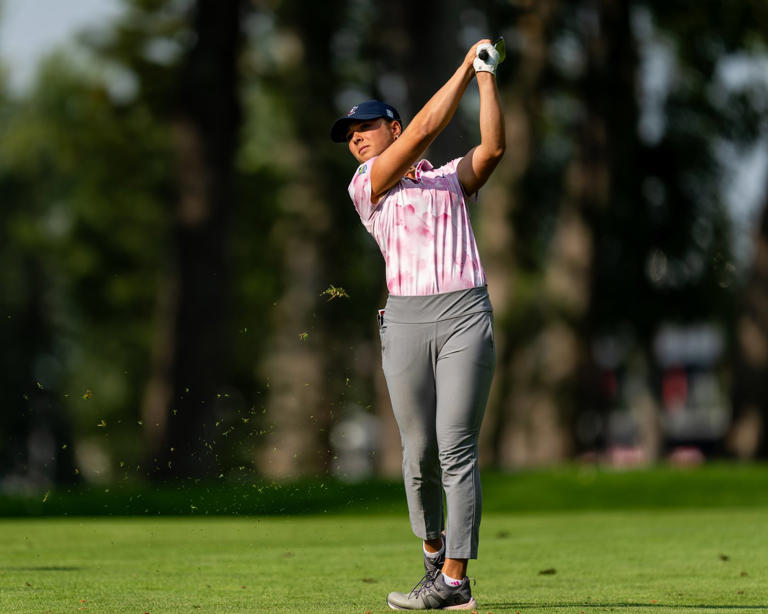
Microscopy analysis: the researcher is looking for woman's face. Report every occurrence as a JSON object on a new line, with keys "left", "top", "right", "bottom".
{"left": 346, "top": 117, "right": 401, "bottom": 163}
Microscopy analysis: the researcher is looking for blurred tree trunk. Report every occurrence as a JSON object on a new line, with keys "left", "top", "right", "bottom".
{"left": 555, "top": 0, "right": 651, "bottom": 462}
{"left": 537, "top": 0, "right": 617, "bottom": 464}
{"left": 484, "top": 0, "right": 647, "bottom": 467}
{"left": 728, "top": 193, "right": 768, "bottom": 459}
{"left": 544, "top": 0, "right": 647, "bottom": 463}
{"left": 478, "top": 1, "right": 558, "bottom": 468}
{"left": 142, "top": 0, "right": 243, "bottom": 479}
{"left": 257, "top": 0, "right": 349, "bottom": 478}
{"left": 403, "top": 0, "right": 465, "bottom": 163}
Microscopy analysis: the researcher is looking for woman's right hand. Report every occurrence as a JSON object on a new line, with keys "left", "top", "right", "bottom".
{"left": 463, "top": 40, "right": 492, "bottom": 70}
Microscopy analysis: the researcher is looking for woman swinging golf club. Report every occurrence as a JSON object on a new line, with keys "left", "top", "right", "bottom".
{"left": 331, "top": 39, "right": 504, "bottom": 610}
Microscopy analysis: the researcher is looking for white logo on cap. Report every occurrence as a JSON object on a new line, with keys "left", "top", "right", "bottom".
{"left": 386, "top": 109, "right": 393, "bottom": 118}
{"left": 348, "top": 106, "right": 358, "bottom": 116}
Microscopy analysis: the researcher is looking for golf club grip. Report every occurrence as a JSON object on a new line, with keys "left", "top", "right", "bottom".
{"left": 478, "top": 49, "right": 489, "bottom": 61}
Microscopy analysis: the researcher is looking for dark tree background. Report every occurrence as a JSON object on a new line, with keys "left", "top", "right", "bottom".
{"left": 1, "top": 0, "right": 767, "bottom": 489}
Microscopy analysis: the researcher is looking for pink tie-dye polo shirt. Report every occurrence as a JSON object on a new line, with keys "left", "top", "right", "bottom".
{"left": 348, "top": 156, "right": 487, "bottom": 296}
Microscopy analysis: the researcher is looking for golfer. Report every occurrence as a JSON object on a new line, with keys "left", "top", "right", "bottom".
{"left": 331, "top": 39, "right": 504, "bottom": 610}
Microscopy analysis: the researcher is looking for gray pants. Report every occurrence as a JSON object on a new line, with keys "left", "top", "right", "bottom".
{"left": 379, "top": 286, "right": 495, "bottom": 559}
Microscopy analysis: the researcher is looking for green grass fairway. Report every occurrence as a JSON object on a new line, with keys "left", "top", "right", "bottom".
{"left": 2, "top": 508, "right": 766, "bottom": 613}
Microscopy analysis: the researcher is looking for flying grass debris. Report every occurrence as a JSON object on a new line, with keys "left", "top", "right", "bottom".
{"left": 321, "top": 285, "right": 350, "bottom": 301}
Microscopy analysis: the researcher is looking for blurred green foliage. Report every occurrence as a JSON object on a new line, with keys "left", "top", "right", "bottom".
{"left": 1, "top": 0, "right": 768, "bottom": 488}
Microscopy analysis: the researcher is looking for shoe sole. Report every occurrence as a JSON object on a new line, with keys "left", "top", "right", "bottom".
{"left": 387, "top": 597, "right": 478, "bottom": 610}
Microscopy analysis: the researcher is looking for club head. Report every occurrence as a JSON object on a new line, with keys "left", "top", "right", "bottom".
{"left": 492, "top": 36, "right": 506, "bottom": 64}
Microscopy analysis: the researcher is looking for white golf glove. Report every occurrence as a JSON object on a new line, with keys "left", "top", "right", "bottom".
{"left": 473, "top": 42, "right": 500, "bottom": 75}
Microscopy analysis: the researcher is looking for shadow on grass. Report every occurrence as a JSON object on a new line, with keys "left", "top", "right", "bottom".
{"left": 487, "top": 603, "right": 768, "bottom": 610}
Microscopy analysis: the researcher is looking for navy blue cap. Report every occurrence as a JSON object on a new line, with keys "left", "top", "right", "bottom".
{"left": 330, "top": 100, "right": 401, "bottom": 143}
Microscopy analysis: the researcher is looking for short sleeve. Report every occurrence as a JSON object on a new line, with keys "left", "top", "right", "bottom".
{"left": 441, "top": 158, "right": 478, "bottom": 203}
{"left": 348, "top": 156, "right": 380, "bottom": 222}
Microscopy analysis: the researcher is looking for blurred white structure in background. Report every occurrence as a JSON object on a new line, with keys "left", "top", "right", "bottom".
{"left": 654, "top": 323, "right": 730, "bottom": 444}
{"left": 329, "top": 405, "right": 378, "bottom": 480}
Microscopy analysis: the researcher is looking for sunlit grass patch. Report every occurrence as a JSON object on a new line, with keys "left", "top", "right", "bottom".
{"left": 1, "top": 507, "right": 767, "bottom": 613}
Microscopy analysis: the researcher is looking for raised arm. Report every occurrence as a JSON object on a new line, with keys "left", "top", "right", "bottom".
{"left": 369, "top": 41, "right": 491, "bottom": 203}
{"left": 456, "top": 66, "right": 505, "bottom": 196}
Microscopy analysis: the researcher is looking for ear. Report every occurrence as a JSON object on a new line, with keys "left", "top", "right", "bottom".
{"left": 391, "top": 120, "right": 402, "bottom": 139}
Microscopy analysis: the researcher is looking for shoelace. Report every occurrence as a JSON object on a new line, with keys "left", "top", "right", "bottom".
{"left": 408, "top": 571, "right": 438, "bottom": 598}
